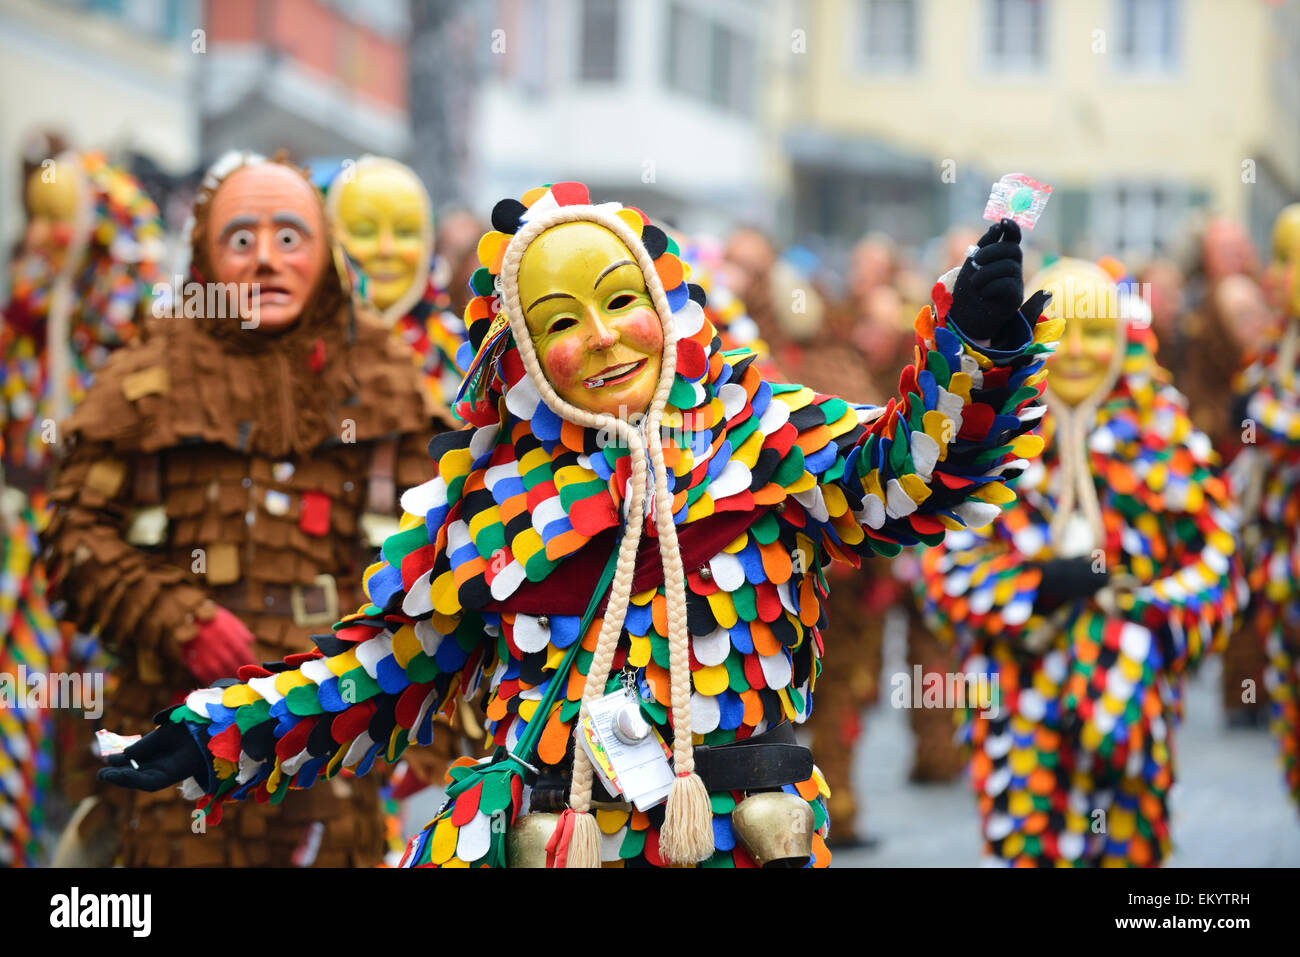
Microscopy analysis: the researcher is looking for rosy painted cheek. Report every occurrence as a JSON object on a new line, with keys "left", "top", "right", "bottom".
{"left": 541, "top": 338, "right": 586, "bottom": 388}
{"left": 616, "top": 308, "right": 664, "bottom": 354}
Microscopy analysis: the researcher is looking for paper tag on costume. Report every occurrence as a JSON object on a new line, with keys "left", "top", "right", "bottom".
{"left": 94, "top": 729, "right": 141, "bottom": 760}
{"left": 984, "top": 173, "right": 1053, "bottom": 231}
{"left": 579, "top": 689, "right": 674, "bottom": 812}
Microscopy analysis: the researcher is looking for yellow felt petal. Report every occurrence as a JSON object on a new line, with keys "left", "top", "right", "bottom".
{"left": 429, "top": 818, "right": 459, "bottom": 864}
{"left": 1010, "top": 434, "right": 1044, "bottom": 459}
{"left": 706, "top": 590, "right": 738, "bottom": 628}
{"left": 222, "top": 684, "right": 263, "bottom": 708}
{"left": 693, "top": 664, "right": 729, "bottom": 696}
{"left": 897, "top": 472, "right": 932, "bottom": 505}
{"left": 976, "top": 481, "right": 1016, "bottom": 505}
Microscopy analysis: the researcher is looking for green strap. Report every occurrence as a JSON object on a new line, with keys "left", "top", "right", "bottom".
{"left": 510, "top": 538, "right": 622, "bottom": 765}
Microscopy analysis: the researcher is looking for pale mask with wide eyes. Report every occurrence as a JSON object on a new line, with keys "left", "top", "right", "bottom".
{"left": 518, "top": 222, "right": 664, "bottom": 418}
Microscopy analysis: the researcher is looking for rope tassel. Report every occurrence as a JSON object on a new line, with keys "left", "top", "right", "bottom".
{"left": 660, "top": 771, "right": 714, "bottom": 864}
{"left": 547, "top": 807, "right": 602, "bottom": 868}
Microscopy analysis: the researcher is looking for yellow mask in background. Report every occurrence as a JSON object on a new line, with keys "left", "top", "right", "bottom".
{"left": 518, "top": 222, "right": 664, "bottom": 418}
{"left": 23, "top": 163, "right": 84, "bottom": 270}
{"left": 1030, "top": 259, "right": 1126, "bottom": 409}
{"left": 1271, "top": 204, "right": 1300, "bottom": 320}
{"left": 332, "top": 161, "right": 432, "bottom": 315}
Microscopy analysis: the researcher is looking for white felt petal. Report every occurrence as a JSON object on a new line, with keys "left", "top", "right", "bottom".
{"left": 489, "top": 560, "right": 527, "bottom": 601}
{"left": 1003, "top": 598, "right": 1032, "bottom": 626}
{"left": 955, "top": 500, "right": 1001, "bottom": 528}
{"left": 759, "top": 650, "right": 792, "bottom": 689}
{"left": 513, "top": 615, "right": 551, "bottom": 654}
{"left": 708, "top": 460, "right": 751, "bottom": 500}
{"left": 984, "top": 766, "right": 1012, "bottom": 798}
{"left": 861, "top": 493, "right": 886, "bottom": 529}
{"left": 415, "top": 619, "right": 444, "bottom": 657}
{"left": 185, "top": 687, "right": 225, "bottom": 718}
{"left": 777, "top": 580, "right": 797, "bottom": 616}
{"left": 601, "top": 827, "right": 627, "bottom": 863}
{"left": 401, "top": 568, "right": 435, "bottom": 617}
{"left": 718, "top": 383, "right": 748, "bottom": 420}
{"left": 793, "top": 487, "right": 828, "bottom": 523}
{"left": 468, "top": 424, "right": 499, "bottom": 460}
{"left": 456, "top": 812, "right": 493, "bottom": 862}
{"left": 758, "top": 398, "right": 790, "bottom": 434}
{"left": 400, "top": 476, "right": 446, "bottom": 518}
{"left": 532, "top": 496, "right": 567, "bottom": 530}
{"left": 707, "top": 552, "right": 745, "bottom": 592}
{"left": 180, "top": 777, "right": 206, "bottom": 800}
{"left": 356, "top": 633, "right": 393, "bottom": 677}
{"left": 910, "top": 431, "right": 940, "bottom": 480}
{"left": 1018, "top": 689, "right": 1046, "bottom": 722}
{"left": 691, "top": 692, "right": 721, "bottom": 734}
{"left": 885, "top": 479, "right": 919, "bottom": 519}
{"left": 446, "top": 519, "right": 472, "bottom": 555}
{"left": 281, "top": 747, "right": 312, "bottom": 775}
{"left": 674, "top": 298, "right": 706, "bottom": 338}
{"left": 246, "top": 675, "right": 283, "bottom": 706}
{"left": 300, "top": 657, "right": 335, "bottom": 685}
{"left": 692, "top": 626, "right": 730, "bottom": 667}
{"left": 504, "top": 375, "right": 541, "bottom": 421}
{"left": 1119, "top": 623, "right": 1151, "bottom": 662}
{"left": 342, "top": 731, "right": 376, "bottom": 767}
{"left": 411, "top": 687, "right": 439, "bottom": 738}
{"left": 485, "top": 462, "right": 522, "bottom": 491}
{"left": 237, "top": 752, "right": 261, "bottom": 784}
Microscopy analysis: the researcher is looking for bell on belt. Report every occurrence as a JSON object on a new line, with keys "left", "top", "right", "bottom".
{"left": 731, "top": 792, "right": 814, "bottom": 867}
{"left": 506, "top": 812, "right": 561, "bottom": 868}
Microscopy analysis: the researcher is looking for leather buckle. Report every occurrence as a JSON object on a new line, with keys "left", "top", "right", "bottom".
{"left": 291, "top": 573, "right": 339, "bottom": 628}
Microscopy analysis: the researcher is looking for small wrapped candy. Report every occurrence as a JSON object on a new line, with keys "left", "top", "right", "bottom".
{"left": 984, "top": 173, "right": 1053, "bottom": 232}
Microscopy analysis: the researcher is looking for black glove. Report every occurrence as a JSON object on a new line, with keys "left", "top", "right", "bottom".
{"left": 1035, "top": 557, "right": 1110, "bottom": 603}
{"left": 98, "top": 720, "right": 211, "bottom": 793}
{"left": 948, "top": 219, "right": 1051, "bottom": 344}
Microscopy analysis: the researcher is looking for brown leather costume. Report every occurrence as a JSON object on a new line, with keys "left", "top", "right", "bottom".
{"left": 42, "top": 205, "right": 448, "bottom": 866}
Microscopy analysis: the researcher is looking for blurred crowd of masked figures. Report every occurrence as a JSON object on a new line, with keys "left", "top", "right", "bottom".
{"left": 2, "top": 126, "right": 1298, "bottom": 870}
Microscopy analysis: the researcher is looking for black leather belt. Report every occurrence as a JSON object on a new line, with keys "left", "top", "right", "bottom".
{"left": 692, "top": 722, "right": 814, "bottom": 793}
{"left": 531, "top": 722, "right": 813, "bottom": 809}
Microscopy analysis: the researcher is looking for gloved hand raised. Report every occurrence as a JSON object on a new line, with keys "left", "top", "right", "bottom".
{"left": 179, "top": 602, "right": 258, "bottom": 685}
{"left": 98, "top": 719, "right": 211, "bottom": 792}
{"left": 948, "top": 218, "right": 1051, "bottom": 345}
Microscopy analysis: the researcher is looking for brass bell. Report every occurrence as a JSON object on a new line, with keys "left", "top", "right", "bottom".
{"left": 731, "top": 792, "right": 814, "bottom": 868}
{"left": 505, "top": 812, "right": 561, "bottom": 868}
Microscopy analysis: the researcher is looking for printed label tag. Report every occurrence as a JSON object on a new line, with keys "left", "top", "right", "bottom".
{"left": 579, "top": 689, "right": 674, "bottom": 812}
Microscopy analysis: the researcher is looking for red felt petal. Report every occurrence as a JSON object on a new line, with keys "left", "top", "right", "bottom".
{"left": 275, "top": 716, "right": 317, "bottom": 760}
{"left": 908, "top": 513, "right": 947, "bottom": 535}
{"left": 958, "top": 403, "right": 995, "bottom": 441}
{"left": 209, "top": 724, "right": 242, "bottom": 763}
{"left": 569, "top": 493, "right": 619, "bottom": 536}
{"left": 676, "top": 338, "right": 708, "bottom": 379}
{"left": 935, "top": 471, "right": 975, "bottom": 490}
{"left": 332, "top": 701, "right": 378, "bottom": 744}
{"left": 549, "top": 182, "right": 590, "bottom": 206}
{"left": 451, "top": 780, "right": 482, "bottom": 826}
{"left": 395, "top": 682, "right": 434, "bottom": 729}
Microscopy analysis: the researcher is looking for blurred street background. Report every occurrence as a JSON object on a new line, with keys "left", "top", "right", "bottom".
{"left": 3, "top": 0, "right": 1300, "bottom": 866}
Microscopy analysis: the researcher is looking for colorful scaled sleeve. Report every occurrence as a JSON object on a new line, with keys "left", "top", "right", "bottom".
{"left": 166, "top": 508, "right": 492, "bottom": 810}
{"left": 774, "top": 283, "right": 1059, "bottom": 562}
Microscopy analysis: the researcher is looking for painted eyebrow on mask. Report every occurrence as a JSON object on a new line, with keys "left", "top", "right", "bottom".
{"left": 272, "top": 212, "right": 314, "bottom": 236}
{"left": 594, "top": 259, "right": 636, "bottom": 288}
{"left": 217, "top": 215, "right": 258, "bottom": 243}
{"left": 526, "top": 292, "right": 578, "bottom": 314}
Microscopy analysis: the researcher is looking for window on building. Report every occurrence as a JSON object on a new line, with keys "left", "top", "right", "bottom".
{"left": 578, "top": 0, "right": 620, "bottom": 82}
{"left": 1115, "top": 0, "right": 1180, "bottom": 73}
{"left": 1094, "top": 183, "right": 1187, "bottom": 260}
{"left": 985, "top": 0, "right": 1046, "bottom": 73}
{"left": 860, "top": 0, "right": 919, "bottom": 73}
{"left": 666, "top": 3, "right": 756, "bottom": 115}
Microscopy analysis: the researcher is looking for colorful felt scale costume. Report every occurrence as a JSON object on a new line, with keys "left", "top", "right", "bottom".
{"left": 326, "top": 156, "right": 467, "bottom": 413}
{"left": 1234, "top": 204, "right": 1300, "bottom": 810}
{"left": 104, "top": 183, "right": 1059, "bottom": 868}
{"left": 0, "top": 151, "right": 163, "bottom": 867}
{"left": 917, "top": 259, "right": 1242, "bottom": 866}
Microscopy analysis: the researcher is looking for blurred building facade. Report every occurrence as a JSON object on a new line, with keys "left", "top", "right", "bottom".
{"left": 199, "top": 0, "right": 411, "bottom": 163}
{"left": 467, "top": 0, "right": 778, "bottom": 235}
{"left": 0, "top": 0, "right": 200, "bottom": 253}
{"left": 766, "top": 0, "right": 1300, "bottom": 263}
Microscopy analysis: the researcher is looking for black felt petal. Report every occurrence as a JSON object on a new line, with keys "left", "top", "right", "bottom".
{"left": 491, "top": 198, "right": 527, "bottom": 234}
{"left": 641, "top": 225, "right": 668, "bottom": 260}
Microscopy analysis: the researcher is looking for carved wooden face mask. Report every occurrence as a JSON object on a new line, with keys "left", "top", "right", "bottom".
{"left": 333, "top": 162, "right": 431, "bottom": 314}
{"left": 518, "top": 222, "right": 664, "bottom": 417}
{"left": 23, "top": 165, "right": 82, "bottom": 271}
{"left": 204, "top": 164, "right": 328, "bottom": 334}
{"left": 1034, "top": 261, "right": 1126, "bottom": 409}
